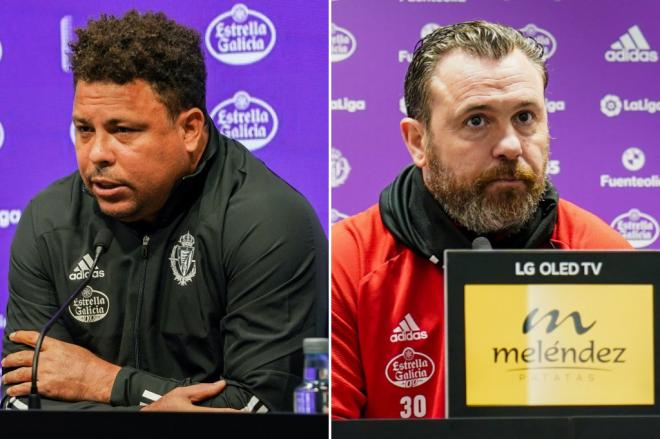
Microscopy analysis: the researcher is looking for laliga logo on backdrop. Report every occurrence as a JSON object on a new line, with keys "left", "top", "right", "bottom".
{"left": 332, "top": 23, "right": 357, "bottom": 62}
{"left": 621, "top": 147, "right": 645, "bottom": 172}
{"left": 331, "top": 148, "right": 351, "bottom": 188}
{"left": 601, "top": 94, "right": 660, "bottom": 117}
{"left": 0, "top": 313, "right": 6, "bottom": 330}
{"left": 205, "top": 3, "right": 276, "bottom": 65}
{"left": 605, "top": 25, "right": 658, "bottom": 63}
{"left": 0, "top": 121, "right": 5, "bottom": 150}
{"left": 331, "top": 97, "right": 366, "bottom": 112}
{"left": 519, "top": 24, "right": 557, "bottom": 60}
{"left": 0, "top": 38, "right": 3, "bottom": 62}
{"left": 210, "top": 91, "right": 278, "bottom": 151}
{"left": 611, "top": 209, "right": 659, "bottom": 248}
{"left": 601, "top": 95, "right": 622, "bottom": 117}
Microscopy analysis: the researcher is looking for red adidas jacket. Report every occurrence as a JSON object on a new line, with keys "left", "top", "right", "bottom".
{"left": 332, "top": 199, "right": 632, "bottom": 419}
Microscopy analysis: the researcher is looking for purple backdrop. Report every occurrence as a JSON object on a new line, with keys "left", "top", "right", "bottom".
{"left": 331, "top": 0, "right": 660, "bottom": 251}
{"left": 0, "top": 1, "right": 328, "bottom": 350}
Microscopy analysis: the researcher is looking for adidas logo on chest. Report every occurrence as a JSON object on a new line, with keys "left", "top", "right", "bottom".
{"left": 390, "top": 313, "right": 428, "bottom": 343}
{"left": 69, "top": 253, "right": 105, "bottom": 280}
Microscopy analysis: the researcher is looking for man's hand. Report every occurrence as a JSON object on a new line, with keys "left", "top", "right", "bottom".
{"left": 141, "top": 380, "right": 238, "bottom": 412}
{"left": 1, "top": 330, "right": 120, "bottom": 403}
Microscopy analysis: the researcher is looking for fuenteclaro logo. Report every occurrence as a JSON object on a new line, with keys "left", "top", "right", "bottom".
{"left": 205, "top": 3, "right": 276, "bottom": 65}
{"left": 464, "top": 284, "right": 654, "bottom": 406}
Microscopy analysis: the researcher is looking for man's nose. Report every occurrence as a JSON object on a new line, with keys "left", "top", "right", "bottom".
{"left": 87, "top": 133, "right": 115, "bottom": 166}
{"left": 492, "top": 125, "right": 523, "bottom": 161}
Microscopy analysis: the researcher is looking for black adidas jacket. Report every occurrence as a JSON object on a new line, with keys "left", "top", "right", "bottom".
{"left": 1, "top": 119, "right": 327, "bottom": 411}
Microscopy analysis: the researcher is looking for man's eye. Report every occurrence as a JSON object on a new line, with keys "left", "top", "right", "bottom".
{"left": 516, "top": 111, "right": 534, "bottom": 123}
{"left": 466, "top": 115, "right": 486, "bottom": 128}
{"left": 116, "top": 127, "right": 133, "bottom": 133}
{"left": 76, "top": 126, "right": 93, "bottom": 133}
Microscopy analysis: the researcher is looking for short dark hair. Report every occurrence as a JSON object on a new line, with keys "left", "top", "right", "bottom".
{"left": 70, "top": 10, "right": 207, "bottom": 119}
{"left": 404, "top": 20, "right": 547, "bottom": 127}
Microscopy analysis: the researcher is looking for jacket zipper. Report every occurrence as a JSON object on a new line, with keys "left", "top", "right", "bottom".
{"left": 134, "top": 234, "right": 150, "bottom": 368}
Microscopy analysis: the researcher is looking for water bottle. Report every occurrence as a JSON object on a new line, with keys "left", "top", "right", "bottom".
{"left": 293, "top": 337, "right": 329, "bottom": 414}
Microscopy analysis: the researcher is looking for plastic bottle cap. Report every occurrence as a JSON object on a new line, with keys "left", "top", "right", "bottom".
{"left": 303, "top": 337, "right": 328, "bottom": 354}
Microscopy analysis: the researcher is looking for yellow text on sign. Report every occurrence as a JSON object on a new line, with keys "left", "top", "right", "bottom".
{"left": 464, "top": 284, "right": 654, "bottom": 406}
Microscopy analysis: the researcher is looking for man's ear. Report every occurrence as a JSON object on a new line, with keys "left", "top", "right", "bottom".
{"left": 177, "top": 108, "right": 206, "bottom": 154}
{"left": 400, "top": 117, "right": 427, "bottom": 168}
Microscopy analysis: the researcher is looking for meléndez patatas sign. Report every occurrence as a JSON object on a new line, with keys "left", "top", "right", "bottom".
{"left": 445, "top": 250, "right": 660, "bottom": 417}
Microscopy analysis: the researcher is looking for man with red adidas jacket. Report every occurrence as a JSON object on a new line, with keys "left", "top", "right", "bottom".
{"left": 331, "top": 21, "right": 632, "bottom": 420}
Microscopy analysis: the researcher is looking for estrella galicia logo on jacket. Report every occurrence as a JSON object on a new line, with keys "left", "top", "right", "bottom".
{"left": 210, "top": 91, "right": 278, "bottom": 151}
{"left": 205, "top": 3, "right": 276, "bottom": 65}
{"left": 68, "top": 286, "right": 109, "bottom": 323}
{"left": 68, "top": 253, "right": 105, "bottom": 280}
{"left": 385, "top": 347, "right": 435, "bottom": 388}
{"left": 170, "top": 232, "right": 197, "bottom": 286}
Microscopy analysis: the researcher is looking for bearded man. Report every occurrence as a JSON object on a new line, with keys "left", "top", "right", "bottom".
{"left": 331, "top": 20, "right": 631, "bottom": 419}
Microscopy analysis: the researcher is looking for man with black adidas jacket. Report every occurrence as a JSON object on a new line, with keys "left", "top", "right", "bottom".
{"left": 1, "top": 11, "right": 326, "bottom": 412}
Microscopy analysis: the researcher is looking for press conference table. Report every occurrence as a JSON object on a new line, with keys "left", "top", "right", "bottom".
{"left": 333, "top": 416, "right": 660, "bottom": 439}
{"left": 0, "top": 411, "right": 327, "bottom": 437}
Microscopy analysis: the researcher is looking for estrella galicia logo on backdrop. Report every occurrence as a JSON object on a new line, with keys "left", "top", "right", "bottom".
{"left": 611, "top": 209, "right": 659, "bottom": 248}
{"left": 0, "top": 209, "right": 21, "bottom": 228}
{"left": 332, "top": 24, "right": 357, "bottom": 62}
{"left": 605, "top": 25, "right": 658, "bottom": 63}
{"left": 331, "top": 208, "right": 349, "bottom": 224}
{"left": 621, "top": 147, "right": 645, "bottom": 171}
{"left": 60, "top": 15, "right": 74, "bottom": 72}
{"left": 331, "top": 148, "right": 351, "bottom": 188}
{"left": 420, "top": 23, "right": 440, "bottom": 39}
{"left": 0, "top": 121, "right": 5, "bottom": 150}
{"left": 68, "top": 286, "right": 110, "bottom": 323}
{"left": 205, "top": 3, "right": 276, "bottom": 65}
{"left": 210, "top": 91, "right": 278, "bottom": 151}
{"left": 601, "top": 94, "right": 660, "bottom": 117}
{"left": 519, "top": 24, "right": 557, "bottom": 60}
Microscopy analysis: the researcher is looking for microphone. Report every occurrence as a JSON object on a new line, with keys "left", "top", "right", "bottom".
{"left": 472, "top": 236, "right": 492, "bottom": 250}
{"left": 28, "top": 228, "right": 113, "bottom": 409}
